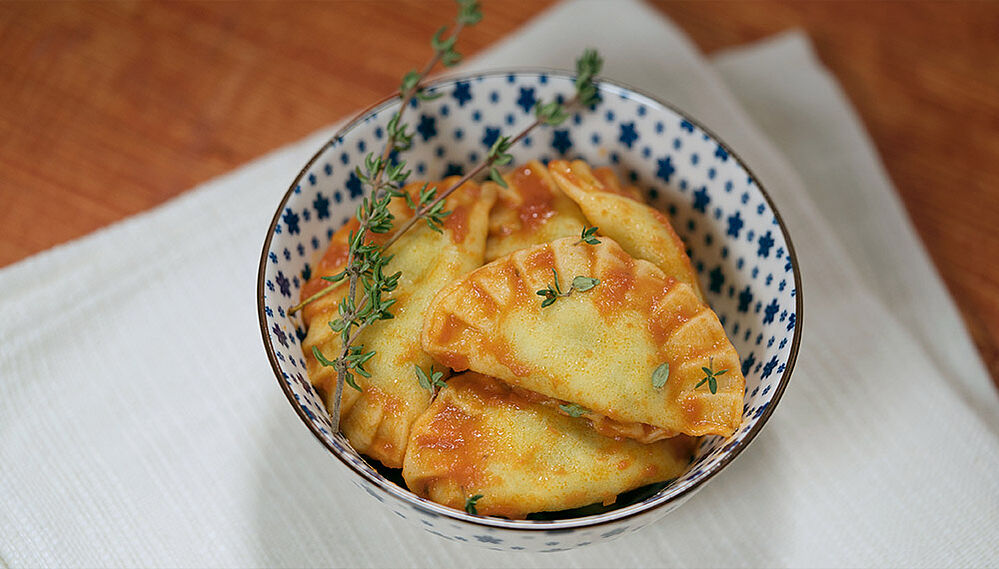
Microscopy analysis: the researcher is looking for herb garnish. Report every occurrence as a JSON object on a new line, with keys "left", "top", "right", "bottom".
{"left": 289, "top": 0, "right": 481, "bottom": 318}
{"left": 572, "top": 276, "right": 600, "bottom": 292}
{"left": 695, "top": 356, "right": 728, "bottom": 394}
{"left": 296, "top": 1, "right": 604, "bottom": 428}
{"left": 415, "top": 364, "right": 447, "bottom": 395}
{"left": 576, "top": 225, "right": 601, "bottom": 245}
{"left": 652, "top": 362, "right": 670, "bottom": 389}
{"left": 559, "top": 403, "right": 589, "bottom": 417}
{"left": 536, "top": 269, "right": 600, "bottom": 307}
{"left": 403, "top": 183, "right": 450, "bottom": 234}
{"left": 464, "top": 494, "right": 483, "bottom": 514}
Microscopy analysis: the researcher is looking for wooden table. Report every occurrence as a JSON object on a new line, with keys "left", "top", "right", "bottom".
{"left": 2, "top": 1, "right": 997, "bottom": 385}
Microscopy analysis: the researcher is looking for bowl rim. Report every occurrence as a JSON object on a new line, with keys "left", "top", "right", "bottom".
{"left": 257, "top": 68, "right": 803, "bottom": 532}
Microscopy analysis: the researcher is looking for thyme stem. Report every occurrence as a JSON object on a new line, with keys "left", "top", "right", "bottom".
{"left": 288, "top": 23, "right": 469, "bottom": 319}
{"left": 303, "top": 41, "right": 603, "bottom": 430}
{"left": 295, "top": 109, "right": 551, "bottom": 313}
{"left": 381, "top": 96, "right": 578, "bottom": 250}
{"left": 325, "top": 16, "right": 474, "bottom": 427}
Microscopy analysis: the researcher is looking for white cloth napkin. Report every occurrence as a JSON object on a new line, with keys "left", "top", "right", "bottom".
{"left": 2, "top": 0, "right": 997, "bottom": 567}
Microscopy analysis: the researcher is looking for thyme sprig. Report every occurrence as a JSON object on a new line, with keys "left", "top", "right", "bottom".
{"left": 295, "top": 47, "right": 605, "bottom": 314}
{"left": 576, "top": 225, "right": 601, "bottom": 245}
{"left": 381, "top": 48, "right": 604, "bottom": 248}
{"left": 307, "top": 1, "right": 482, "bottom": 427}
{"left": 536, "top": 269, "right": 600, "bottom": 308}
{"left": 301, "top": 22, "right": 603, "bottom": 428}
{"left": 695, "top": 356, "right": 728, "bottom": 394}
{"left": 401, "top": 183, "right": 448, "bottom": 233}
{"left": 289, "top": 0, "right": 480, "bottom": 317}
{"left": 379, "top": 134, "right": 516, "bottom": 249}
{"left": 415, "top": 364, "right": 447, "bottom": 396}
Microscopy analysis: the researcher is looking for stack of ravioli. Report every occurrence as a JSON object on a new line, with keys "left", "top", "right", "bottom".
{"left": 300, "top": 160, "right": 745, "bottom": 519}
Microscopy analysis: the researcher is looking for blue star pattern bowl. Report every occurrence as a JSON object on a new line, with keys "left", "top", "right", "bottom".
{"left": 257, "top": 71, "right": 802, "bottom": 552}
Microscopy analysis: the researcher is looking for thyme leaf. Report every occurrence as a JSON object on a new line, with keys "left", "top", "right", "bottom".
{"left": 559, "top": 403, "right": 589, "bottom": 417}
{"left": 456, "top": 0, "right": 483, "bottom": 25}
{"left": 415, "top": 364, "right": 447, "bottom": 392}
{"left": 574, "top": 48, "right": 604, "bottom": 108}
{"left": 535, "top": 100, "right": 569, "bottom": 126}
{"left": 465, "top": 494, "right": 484, "bottom": 515}
{"left": 488, "top": 167, "right": 507, "bottom": 188}
{"left": 652, "top": 362, "right": 670, "bottom": 389}
{"left": 571, "top": 276, "right": 599, "bottom": 292}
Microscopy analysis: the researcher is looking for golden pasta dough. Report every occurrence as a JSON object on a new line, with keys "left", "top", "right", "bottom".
{"left": 301, "top": 177, "right": 496, "bottom": 467}
{"left": 485, "top": 159, "right": 588, "bottom": 262}
{"left": 548, "top": 159, "right": 705, "bottom": 300}
{"left": 300, "top": 159, "right": 745, "bottom": 517}
{"left": 421, "top": 236, "right": 744, "bottom": 439}
{"left": 402, "top": 372, "right": 696, "bottom": 519}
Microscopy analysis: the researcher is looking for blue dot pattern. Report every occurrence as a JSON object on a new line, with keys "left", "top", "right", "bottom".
{"left": 260, "top": 72, "right": 800, "bottom": 551}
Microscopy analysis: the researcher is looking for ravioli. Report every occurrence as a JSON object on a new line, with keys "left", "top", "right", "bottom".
{"left": 421, "top": 236, "right": 745, "bottom": 439}
{"left": 402, "top": 372, "right": 695, "bottom": 519}
{"left": 484, "top": 160, "right": 588, "bottom": 262}
{"left": 591, "top": 165, "right": 645, "bottom": 203}
{"left": 301, "top": 177, "right": 496, "bottom": 468}
{"left": 548, "top": 159, "right": 704, "bottom": 300}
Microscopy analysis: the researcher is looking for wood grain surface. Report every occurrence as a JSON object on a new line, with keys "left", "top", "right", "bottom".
{"left": 1, "top": 1, "right": 997, "bottom": 385}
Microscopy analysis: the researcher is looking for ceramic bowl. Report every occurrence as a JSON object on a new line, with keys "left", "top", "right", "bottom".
{"left": 257, "top": 70, "right": 802, "bottom": 552}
